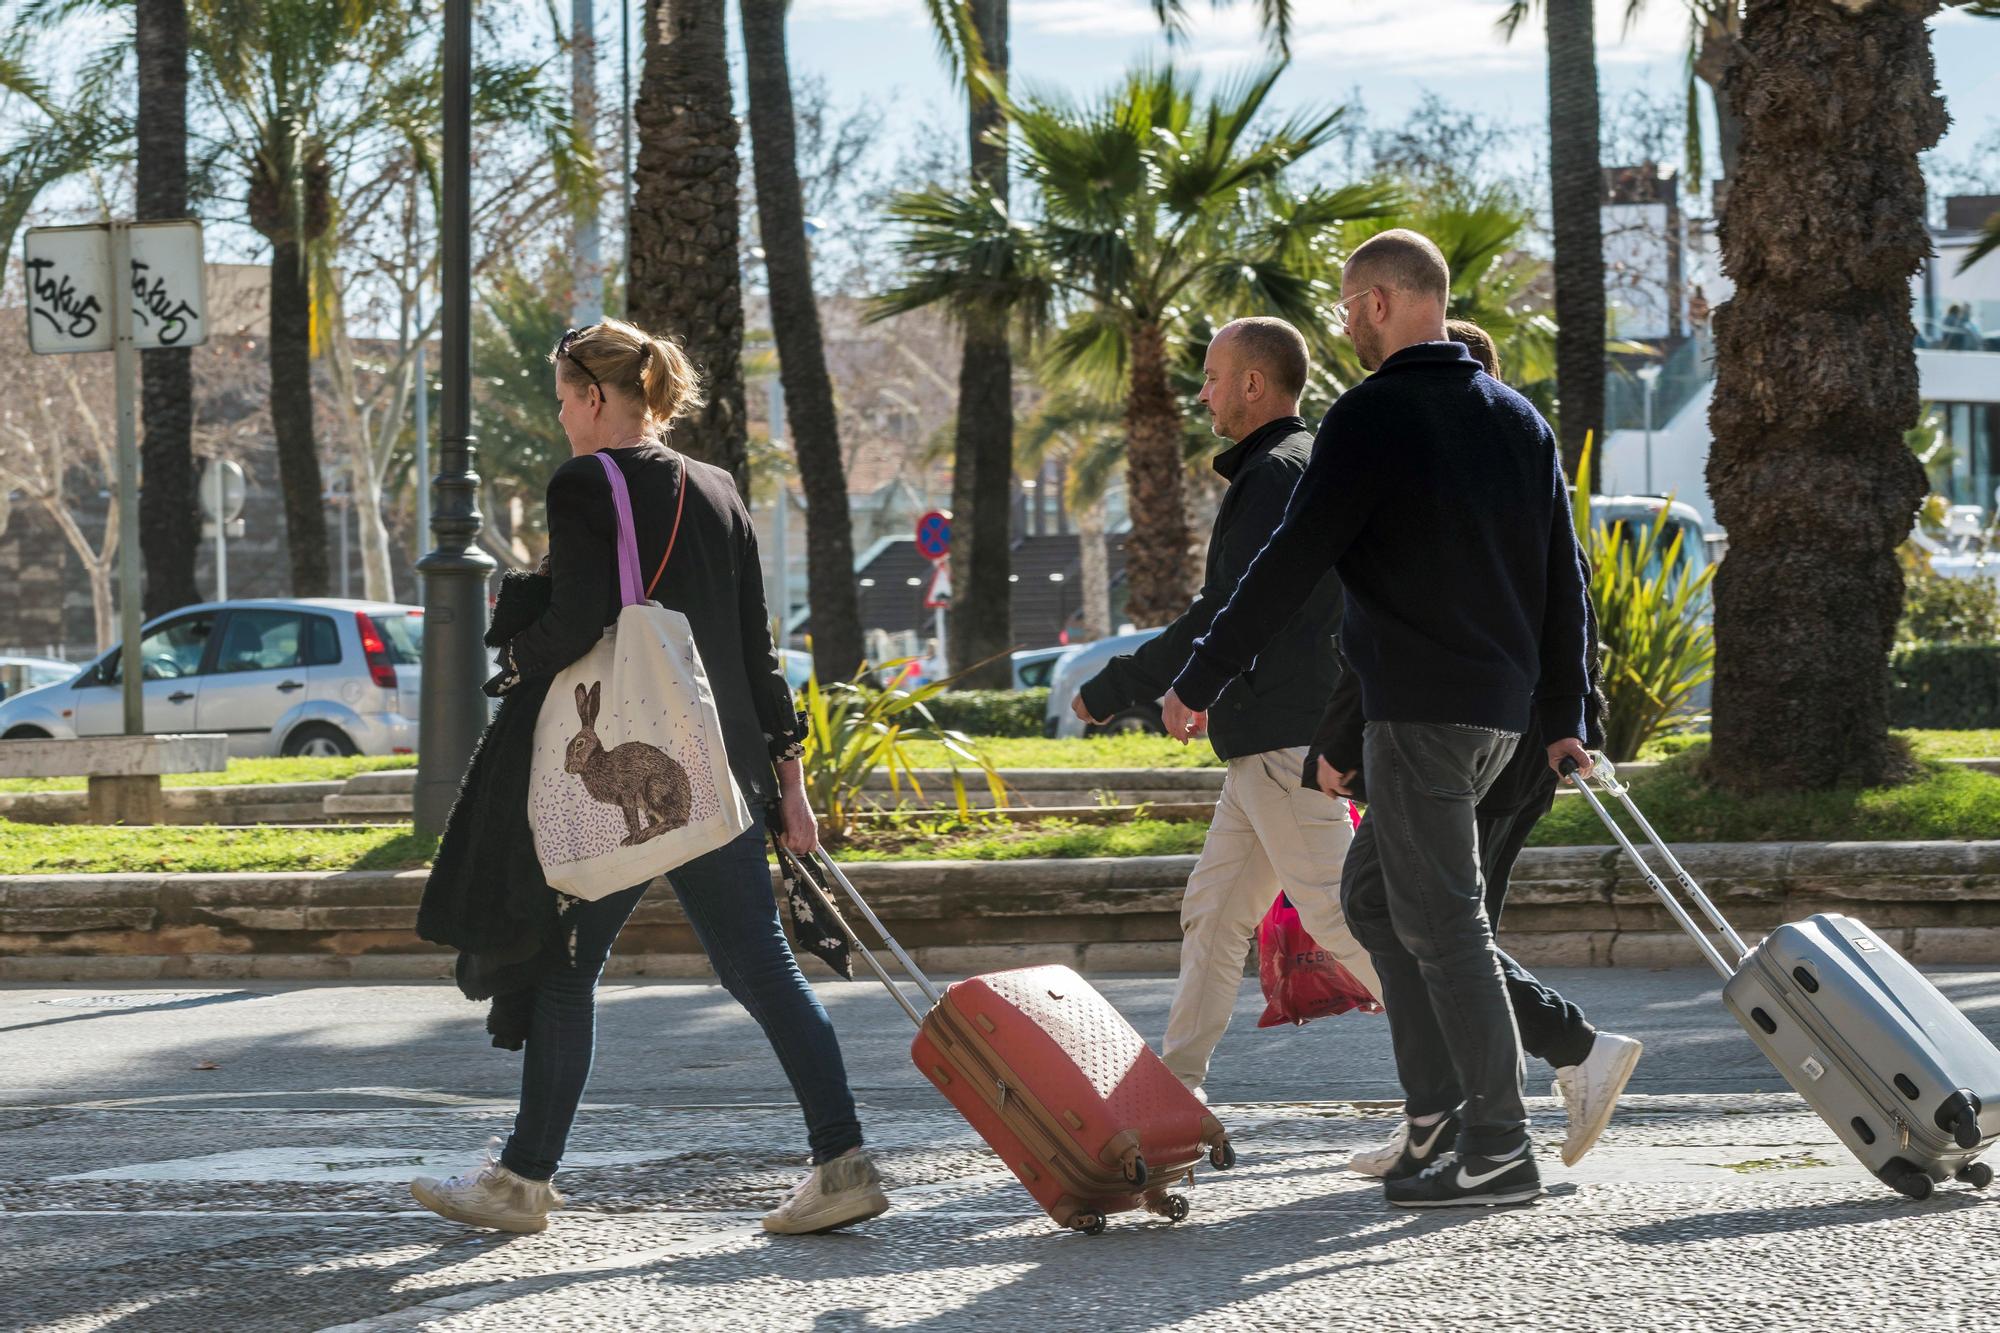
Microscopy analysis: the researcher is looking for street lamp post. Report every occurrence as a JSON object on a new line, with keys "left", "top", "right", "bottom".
{"left": 414, "top": 0, "right": 497, "bottom": 836}
{"left": 1636, "top": 362, "right": 1664, "bottom": 496}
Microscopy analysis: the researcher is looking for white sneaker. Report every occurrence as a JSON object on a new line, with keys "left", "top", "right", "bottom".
{"left": 410, "top": 1139, "right": 563, "bottom": 1234}
{"left": 762, "top": 1147, "right": 890, "bottom": 1235}
{"left": 1553, "top": 1032, "right": 1644, "bottom": 1166}
{"left": 1348, "top": 1120, "right": 1409, "bottom": 1177}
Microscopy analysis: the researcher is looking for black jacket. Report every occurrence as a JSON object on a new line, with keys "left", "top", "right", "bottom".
{"left": 1077, "top": 416, "right": 1341, "bottom": 760}
{"left": 417, "top": 570, "right": 568, "bottom": 1048}
{"left": 1171, "top": 343, "right": 1592, "bottom": 750}
{"left": 1303, "top": 593, "right": 1609, "bottom": 815}
{"left": 499, "top": 442, "right": 802, "bottom": 805}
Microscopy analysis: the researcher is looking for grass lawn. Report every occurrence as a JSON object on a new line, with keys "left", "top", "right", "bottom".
{"left": 0, "top": 753, "right": 418, "bottom": 795}
{"left": 898, "top": 733, "right": 1222, "bottom": 769}
{"left": 1530, "top": 748, "right": 2000, "bottom": 846}
{"left": 0, "top": 819, "right": 435, "bottom": 874}
{"left": 834, "top": 816, "right": 1210, "bottom": 862}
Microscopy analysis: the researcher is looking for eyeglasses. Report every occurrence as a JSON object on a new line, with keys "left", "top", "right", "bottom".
{"left": 1329, "top": 286, "right": 1380, "bottom": 336}
{"left": 558, "top": 325, "right": 602, "bottom": 396}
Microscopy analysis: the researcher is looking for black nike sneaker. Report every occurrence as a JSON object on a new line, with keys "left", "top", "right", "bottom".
{"left": 1383, "top": 1147, "right": 1544, "bottom": 1208}
{"left": 1373, "top": 1110, "right": 1462, "bottom": 1182}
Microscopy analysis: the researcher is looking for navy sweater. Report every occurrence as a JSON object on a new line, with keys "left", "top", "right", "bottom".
{"left": 1170, "top": 341, "right": 1591, "bottom": 748}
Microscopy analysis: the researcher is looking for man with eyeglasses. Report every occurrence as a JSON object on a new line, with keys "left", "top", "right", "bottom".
{"left": 1162, "top": 228, "right": 1594, "bottom": 1208}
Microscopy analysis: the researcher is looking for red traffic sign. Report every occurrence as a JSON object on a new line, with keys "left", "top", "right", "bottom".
{"left": 915, "top": 509, "right": 952, "bottom": 561}
{"left": 924, "top": 560, "right": 952, "bottom": 609}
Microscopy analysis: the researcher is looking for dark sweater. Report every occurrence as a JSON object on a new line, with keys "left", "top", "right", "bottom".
{"left": 1170, "top": 342, "right": 1591, "bottom": 748}
{"left": 500, "top": 443, "right": 801, "bottom": 806}
{"left": 1077, "top": 416, "right": 1341, "bottom": 760}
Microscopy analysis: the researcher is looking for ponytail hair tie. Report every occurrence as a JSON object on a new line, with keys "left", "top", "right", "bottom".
{"left": 639, "top": 342, "right": 653, "bottom": 364}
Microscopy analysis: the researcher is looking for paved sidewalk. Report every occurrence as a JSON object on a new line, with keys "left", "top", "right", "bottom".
{"left": 4, "top": 971, "right": 1998, "bottom": 1331}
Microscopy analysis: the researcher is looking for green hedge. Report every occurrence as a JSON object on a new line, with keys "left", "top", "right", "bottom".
{"left": 1890, "top": 643, "right": 2000, "bottom": 728}
{"left": 921, "top": 688, "right": 1050, "bottom": 736}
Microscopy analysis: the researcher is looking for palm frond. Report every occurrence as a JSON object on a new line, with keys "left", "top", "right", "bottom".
{"left": 1959, "top": 210, "right": 2000, "bottom": 275}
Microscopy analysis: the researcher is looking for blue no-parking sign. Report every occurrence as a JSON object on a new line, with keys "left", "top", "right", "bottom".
{"left": 915, "top": 509, "right": 952, "bottom": 561}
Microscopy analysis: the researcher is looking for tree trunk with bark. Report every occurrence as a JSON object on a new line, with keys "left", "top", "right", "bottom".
{"left": 267, "top": 237, "right": 330, "bottom": 597}
{"left": 136, "top": 0, "right": 199, "bottom": 616}
{"left": 1074, "top": 497, "right": 1109, "bottom": 640}
{"left": 1705, "top": 0, "right": 1941, "bottom": 793}
{"left": 631, "top": 0, "right": 748, "bottom": 491}
{"left": 949, "top": 0, "right": 1015, "bottom": 687}
{"left": 1693, "top": 8, "right": 1746, "bottom": 188}
{"left": 1545, "top": 0, "right": 1606, "bottom": 485}
{"left": 1121, "top": 321, "right": 1192, "bottom": 626}
{"left": 741, "top": 0, "right": 863, "bottom": 681}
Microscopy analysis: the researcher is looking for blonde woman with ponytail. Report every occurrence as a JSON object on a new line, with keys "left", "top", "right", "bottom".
{"left": 411, "top": 318, "right": 889, "bottom": 1238}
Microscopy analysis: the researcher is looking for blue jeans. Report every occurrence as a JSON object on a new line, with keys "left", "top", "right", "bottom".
{"left": 501, "top": 809, "right": 864, "bottom": 1180}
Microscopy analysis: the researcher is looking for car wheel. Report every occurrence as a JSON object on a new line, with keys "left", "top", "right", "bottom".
{"left": 1093, "top": 707, "right": 1164, "bottom": 736}
{"left": 283, "top": 723, "right": 358, "bottom": 759}
{"left": 2, "top": 726, "right": 52, "bottom": 740}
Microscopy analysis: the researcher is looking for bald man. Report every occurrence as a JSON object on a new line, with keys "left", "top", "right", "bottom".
{"left": 1164, "top": 230, "right": 1594, "bottom": 1208}
{"left": 1071, "top": 317, "right": 1377, "bottom": 1099}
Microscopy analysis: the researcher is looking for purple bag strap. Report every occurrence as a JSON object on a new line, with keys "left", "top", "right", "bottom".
{"left": 592, "top": 451, "right": 647, "bottom": 607}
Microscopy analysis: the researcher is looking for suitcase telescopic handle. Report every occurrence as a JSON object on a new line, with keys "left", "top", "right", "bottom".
{"left": 1560, "top": 753, "right": 1751, "bottom": 980}
{"left": 777, "top": 844, "right": 943, "bottom": 1027}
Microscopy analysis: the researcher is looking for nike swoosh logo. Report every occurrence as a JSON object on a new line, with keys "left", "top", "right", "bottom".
{"left": 1457, "top": 1158, "right": 1528, "bottom": 1189}
{"left": 1409, "top": 1121, "right": 1449, "bottom": 1157}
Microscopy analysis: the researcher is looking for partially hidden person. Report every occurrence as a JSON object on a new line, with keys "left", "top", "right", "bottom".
{"left": 1071, "top": 317, "right": 1377, "bottom": 1100}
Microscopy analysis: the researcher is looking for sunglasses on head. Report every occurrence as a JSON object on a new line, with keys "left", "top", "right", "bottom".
{"left": 558, "top": 325, "right": 602, "bottom": 395}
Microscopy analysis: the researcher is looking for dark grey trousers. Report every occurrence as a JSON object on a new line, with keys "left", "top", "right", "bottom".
{"left": 1340, "top": 720, "right": 1527, "bottom": 1156}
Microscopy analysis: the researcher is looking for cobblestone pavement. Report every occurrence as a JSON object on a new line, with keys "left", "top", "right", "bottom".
{"left": 4, "top": 972, "right": 1999, "bottom": 1332}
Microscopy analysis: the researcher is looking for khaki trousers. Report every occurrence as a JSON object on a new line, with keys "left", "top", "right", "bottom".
{"left": 1160, "top": 746, "right": 1381, "bottom": 1090}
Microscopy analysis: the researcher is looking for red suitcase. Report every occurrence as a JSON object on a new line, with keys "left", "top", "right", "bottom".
{"left": 780, "top": 846, "right": 1235, "bottom": 1234}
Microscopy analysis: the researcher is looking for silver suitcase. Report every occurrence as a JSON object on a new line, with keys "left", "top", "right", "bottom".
{"left": 1564, "top": 755, "right": 2000, "bottom": 1199}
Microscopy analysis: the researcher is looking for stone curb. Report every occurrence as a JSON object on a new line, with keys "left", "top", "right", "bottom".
{"left": 4, "top": 839, "right": 2000, "bottom": 979}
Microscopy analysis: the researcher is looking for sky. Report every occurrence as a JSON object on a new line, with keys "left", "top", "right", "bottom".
{"left": 763, "top": 0, "right": 2000, "bottom": 194}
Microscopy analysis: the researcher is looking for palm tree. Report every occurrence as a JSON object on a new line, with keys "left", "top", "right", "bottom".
{"left": 136, "top": 0, "right": 199, "bottom": 616}
{"left": 1501, "top": 0, "right": 1607, "bottom": 484}
{"left": 740, "top": 0, "right": 864, "bottom": 680}
{"left": 1018, "top": 388, "right": 1130, "bottom": 640}
{"left": 1704, "top": 0, "right": 1940, "bottom": 792}
{"left": 877, "top": 66, "right": 1396, "bottom": 625}
{"left": 948, "top": 0, "right": 1014, "bottom": 687}
{"left": 631, "top": 0, "right": 748, "bottom": 491}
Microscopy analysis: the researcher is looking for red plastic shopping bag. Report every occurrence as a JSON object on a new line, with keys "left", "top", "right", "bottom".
{"left": 1256, "top": 890, "right": 1382, "bottom": 1028}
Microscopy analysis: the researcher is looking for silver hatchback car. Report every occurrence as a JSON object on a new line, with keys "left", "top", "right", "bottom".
{"left": 0, "top": 598, "right": 425, "bottom": 758}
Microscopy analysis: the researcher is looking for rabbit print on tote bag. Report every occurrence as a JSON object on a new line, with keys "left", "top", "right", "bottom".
{"left": 528, "top": 453, "right": 751, "bottom": 900}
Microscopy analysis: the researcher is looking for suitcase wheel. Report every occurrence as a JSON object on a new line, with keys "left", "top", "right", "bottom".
{"left": 1210, "top": 1139, "right": 1237, "bottom": 1171}
{"left": 1072, "top": 1212, "right": 1108, "bottom": 1236}
{"left": 1956, "top": 1161, "right": 1994, "bottom": 1190}
{"left": 1883, "top": 1161, "right": 1935, "bottom": 1201}
{"left": 1122, "top": 1152, "right": 1149, "bottom": 1189}
{"left": 1161, "top": 1193, "right": 1190, "bottom": 1224}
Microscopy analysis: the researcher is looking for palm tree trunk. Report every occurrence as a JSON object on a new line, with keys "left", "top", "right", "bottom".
{"left": 1693, "top": 9, "right": 1745, "bottom": 187}
{"left": 268, "top": 237, "right": 330, "bottom": 596}
{"left": 631, "top": 0, "right": 748, "bottom": 491}
{"left": 136, "top": 0, "right": 199, "bottom": 616}
{"left": 949, "top": 0, "right": 1014, "bottom": 687}
{"left": 1075, "top": 497, "right": 1109, "bottom": 640}
{"left": 1121, "top": 321, "right": 1192, "bottom": 627}
{"left": 1705, "top": 0, "right": 1940, "bottom": 793}
{"left": 741, "top": 0, "right": 863, "bottom": 681}
{"left": 1546, "top": 0, "right": 1606, "bottom": 485}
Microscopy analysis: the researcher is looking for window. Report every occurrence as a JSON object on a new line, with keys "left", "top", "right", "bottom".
{"left": 303, "top": 616, "right": 342, "bottom": 667}
{"left": 99, "top": 614, "right": 215, "bottom": 684}
{"left": 369, "top": 612, "right": 424, "bottom": 665}
{"left": 215, "top": 610, "right": 307, "bottom": 673}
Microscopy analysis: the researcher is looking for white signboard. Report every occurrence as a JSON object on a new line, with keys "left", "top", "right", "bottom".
{"left": 23, "top": 220, "right": 208, "bottom": 354}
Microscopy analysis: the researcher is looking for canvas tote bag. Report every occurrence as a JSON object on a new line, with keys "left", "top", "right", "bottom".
{"left": 528, "top": 451, "right": 752, "bottom": 899}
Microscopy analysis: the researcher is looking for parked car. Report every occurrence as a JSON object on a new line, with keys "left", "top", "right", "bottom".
{"left": 775, "top": 648, "right": 814, "bottom": 693}
{"left": 1011, "top": 645, "right": 1070, "bottom": 690}
{"left": 0, "top": 655, "right": 80, "bottom": 703}
{"left": 0, "top": 599, "right": 425, "bottom": 758}
{"left": 1042, "top": 628, "right": 1168, "bottom": 738}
